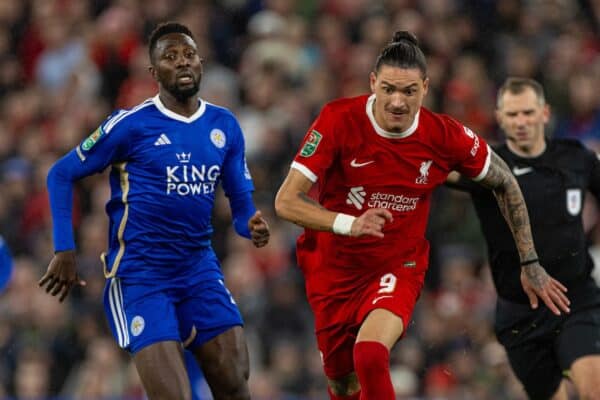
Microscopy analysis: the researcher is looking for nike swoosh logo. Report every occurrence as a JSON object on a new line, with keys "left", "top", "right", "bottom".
{"left": 372, "top": 295, "right": 394, "bottom": 305}
{"left": 512, "top": 166, "right": 533, "bottom": 176}
{"left": 350, "top": 158, "right": 374, "bottom": 167}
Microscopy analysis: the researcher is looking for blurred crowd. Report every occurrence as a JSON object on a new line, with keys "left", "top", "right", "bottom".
{"left": 0, "top": 0, "right": 599, "bottom": 399}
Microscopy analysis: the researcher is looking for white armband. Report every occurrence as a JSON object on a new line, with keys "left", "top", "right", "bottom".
{"left": 332, "top": 213, "right": 356, "bottom": 236}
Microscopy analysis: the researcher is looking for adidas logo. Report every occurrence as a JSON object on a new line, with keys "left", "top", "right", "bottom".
{"left": 346, "top": 186, "right": 366, "bottom": 210}
{"left": 154, "top": 133, "right": 171, "bottom": 146}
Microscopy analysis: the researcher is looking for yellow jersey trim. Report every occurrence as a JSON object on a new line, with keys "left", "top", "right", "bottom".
{"left": 104, "top": 162, "right": 130, "bottom": 278}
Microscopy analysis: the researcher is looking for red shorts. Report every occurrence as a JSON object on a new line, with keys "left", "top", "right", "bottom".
{"left": 305, "top": 263, "right": 426, "bottom": 379}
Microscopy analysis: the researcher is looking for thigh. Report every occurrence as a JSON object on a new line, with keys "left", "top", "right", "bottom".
{"left": 556, "top": 306, "right": 600, "bottom": 370}
{"left": 356, "top": 308, "right": 404, "bottom": 349}
{"left": 133, "top": 340, "right": 191, "bottom": 400}
{"left": 495, "top": 304, "right": 564, "bottom": 399}
{"left": 307, "top": 284, "right": 359, "bottom": 380}
{"left": 356, "top": 267, "right": 425, "bottom": 340}
{"left": 103, "top": 277, "right": 180, "bottom": 353}
{"left": 176, "top": 279, "right": 243, "bottom": 349}
{"left": 192, "top": 326, "right": 250, "bottom": 399}
{"left": 503, "top": 339, "right": 563, "bottom": 399}
{"left": 315, "top": 320, "right": 358, "bottom": 380}
{"left": 569, "top": 355, "right": 600, "bottom": 397}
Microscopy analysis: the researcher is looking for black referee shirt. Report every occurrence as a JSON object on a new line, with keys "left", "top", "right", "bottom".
{"left": 457, "top": 139, "right": 600, "bottom": 305}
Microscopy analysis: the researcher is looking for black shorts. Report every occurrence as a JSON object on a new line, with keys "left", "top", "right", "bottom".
{"left": 495, "top": 291, "right": 600, "bottom": 400}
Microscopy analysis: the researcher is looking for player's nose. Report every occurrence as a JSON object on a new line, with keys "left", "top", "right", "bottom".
{"left": 389, "top": 92, "right": 406, "bottom": 108}
{"left": 174, "top": 53, "right": 190, "bottom": 68}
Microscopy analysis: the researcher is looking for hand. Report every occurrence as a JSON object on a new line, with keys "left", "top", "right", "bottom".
{"left": 38, "top": 250, "right": 87, "bottom": 302}
{"left": 351, "top": 208, "right": 393, "bottom": 238}
{"left": 520, "top": 263, "right": 570, "bottom": 315}
{"left": 248, "top": 210, "right": 270, "bottom": 248}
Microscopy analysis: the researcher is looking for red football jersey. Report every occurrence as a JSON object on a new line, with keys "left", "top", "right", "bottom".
{"left": 293, "top": 94, "right": 490, "bottom": 291}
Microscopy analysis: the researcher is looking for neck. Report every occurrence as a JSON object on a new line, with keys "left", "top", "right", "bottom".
{"left": 506, "top": 139, "right": 546, "bottom": 158}
{"left": 158, "top": 90, "right": 199, "bottom": 117}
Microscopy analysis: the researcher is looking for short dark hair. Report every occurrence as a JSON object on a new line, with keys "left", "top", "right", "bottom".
{"left": 374, "top": 31, "right": 427, "bottom": 77}
{"left": 497, "top": 77, "right": 545, "bottom": 109}
{"left": 148, "top": 22, "right": 195, "bottom": 60}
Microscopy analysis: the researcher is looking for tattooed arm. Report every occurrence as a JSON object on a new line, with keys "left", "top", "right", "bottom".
{"left": 478, "top": 152, "right": 538, "bottom": 262}
{"left": 274, "top": 168, "right": 392, "bottom": 238}
{"left": 478, "top": 151, "right": 570, "bottom": 315}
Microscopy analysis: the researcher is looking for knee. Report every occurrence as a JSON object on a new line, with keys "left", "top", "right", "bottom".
{"left": 578, "top": 385, "right": 600, "bottom": 400}
{"left": 327, "top": 373, "right": 360, "bottom": 397}
{"left": 145, "top": 381, "right": 192, "bottom": 400}
{"left": 205, "top": 356, "right": 250, "bottom": 400}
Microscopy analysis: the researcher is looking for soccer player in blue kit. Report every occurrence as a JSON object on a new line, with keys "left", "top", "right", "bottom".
{"left": 39, "top": 22, "right": 270, "bottom": 400}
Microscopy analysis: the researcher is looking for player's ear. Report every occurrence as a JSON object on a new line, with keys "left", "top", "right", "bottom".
{"left": 369, "top": 71, "right": 377, "bottom": 93}
{"left": 148, "top": 65, "right": 157, "bottom": 79}
{"left": 542, "top": 103, "right": 550, "bottom": 124}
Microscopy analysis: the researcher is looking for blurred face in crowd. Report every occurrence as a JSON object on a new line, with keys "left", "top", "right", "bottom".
{"left": 370, "top": 65, "right": 428, "bottom": 133}
{"left": 496, "top": 87, "right": 549, "bottom": 156}
{"left": 150, "top": 33, "right": 203, "bottom": 101}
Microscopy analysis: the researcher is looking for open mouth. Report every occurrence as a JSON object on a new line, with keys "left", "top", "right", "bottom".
{"left": 176, "top": 72, "right": 194, "bottom": 84}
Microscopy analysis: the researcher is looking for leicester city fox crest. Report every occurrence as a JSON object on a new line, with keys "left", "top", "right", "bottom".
{"left": 210, "top": 129, "right": 226, "bottom": 148}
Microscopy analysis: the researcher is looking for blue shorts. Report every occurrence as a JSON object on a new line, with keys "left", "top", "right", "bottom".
{"left": 103, "top": 272, "right": 243, "bottom": 354}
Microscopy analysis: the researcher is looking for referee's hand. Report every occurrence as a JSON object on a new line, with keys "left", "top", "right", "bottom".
{"left": 520, "top": 263, "right": 570, "bottom": 315}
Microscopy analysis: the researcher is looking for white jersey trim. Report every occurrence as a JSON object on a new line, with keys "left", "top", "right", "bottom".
{"left": 291, "top": 161, "right": 318, "bottom": 182}
{"left": 472, "top": 145, "right": 492, "bottom": 181}
{"left": 104, "top": 99, "right": 154, "bottom": 133}
{"left": 366, "top": 94, "right": 419, "bottom": 139}
{"left": 108, "top": 278, "right": 129, "bottom": 348}
{"left": 152, "top": 95, "right": 206, "bottom": 123}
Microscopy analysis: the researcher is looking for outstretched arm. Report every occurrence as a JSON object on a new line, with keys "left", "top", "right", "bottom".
{"left": 41, "top": 151, "right": 93, "bottom": 301}
{"left": 477, "top": 151, "right": 570, "bottom": 315}
{"left": 274, "top": 169, "right": 392, "bottom": 238}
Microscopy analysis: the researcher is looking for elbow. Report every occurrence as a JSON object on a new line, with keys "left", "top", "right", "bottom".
{"left": 274, "top": 189, "right": 292, "bottom": 221}
{"left": 500, "top": 173, "right": 519, "bottom": 192}
{"left": 46, "top": 162, "right": 59, "bottom": 187}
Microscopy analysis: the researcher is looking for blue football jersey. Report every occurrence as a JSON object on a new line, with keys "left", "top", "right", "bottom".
{"left": 74, "top": 96, "right": 254, "bottom": 281}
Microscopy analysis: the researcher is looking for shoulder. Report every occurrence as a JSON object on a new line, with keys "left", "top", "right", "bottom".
{"left": 320, "top": 95, "right": 369, "bottom": 117}
{"left": 420, "top": 108, "right": 477, "bottom": 144}
{"left": 551, "top": 138, "right": 587, "bottom": 151}
{"left": 101, "top": 97, "right": 156, "bottom": 134}
{"left": 417, "top": 108, "right": 464, "bottom": 136}
{"left": 549, "top": 138, "right": 598, "bottom": 166}
{"left": 203, "top": 100, "right": 237, "bottom": 119}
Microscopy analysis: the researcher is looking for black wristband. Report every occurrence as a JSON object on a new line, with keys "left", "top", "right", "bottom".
{"left": 520, "top": 258, "right": 539, "bottom": 267}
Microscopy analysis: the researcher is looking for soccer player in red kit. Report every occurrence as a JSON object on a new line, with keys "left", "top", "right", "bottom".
{"left": 274, "top": 31, "right": 571, "bottom": 400}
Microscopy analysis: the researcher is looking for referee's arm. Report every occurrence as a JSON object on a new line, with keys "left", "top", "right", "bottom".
{"left": 476, "top": 150, "right": 571, "bottom": 316}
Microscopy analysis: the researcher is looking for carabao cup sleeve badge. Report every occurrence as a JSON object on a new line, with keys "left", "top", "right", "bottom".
{"left": 81, "top": 127, "right": 105, "bottom": 151}
{"left": 300, "top": 130, "right": 322, "bottom": 157}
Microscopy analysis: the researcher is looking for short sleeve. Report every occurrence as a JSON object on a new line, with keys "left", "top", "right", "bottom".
{"left": 291, "top": 103, "right": 338, "bottom": 182}
{"left": 74, "top": 110, "right": 132, "bottom": 173}
{"left": 444, "top": 116, "right": 491, "bottom": 181}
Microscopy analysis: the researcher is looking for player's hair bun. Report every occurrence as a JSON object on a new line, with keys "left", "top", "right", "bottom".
{"left": 392, "top": 31, "right": 419, "bottom": 46}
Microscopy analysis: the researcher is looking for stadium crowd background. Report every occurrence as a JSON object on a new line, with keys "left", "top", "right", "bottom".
{"left": 0, "top": 0, "right": 598, "bottom": 399}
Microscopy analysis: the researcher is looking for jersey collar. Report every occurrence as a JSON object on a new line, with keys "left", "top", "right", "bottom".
{"left": 152, "top": 95, "right": 207, "bottom": 123}
{"left": 366, "top": 94, "right": 419, "bottom": 139}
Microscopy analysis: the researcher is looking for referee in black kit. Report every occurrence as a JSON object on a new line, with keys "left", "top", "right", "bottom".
{"left": 449, "top": 77, "right": 600, "bottom": 400}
